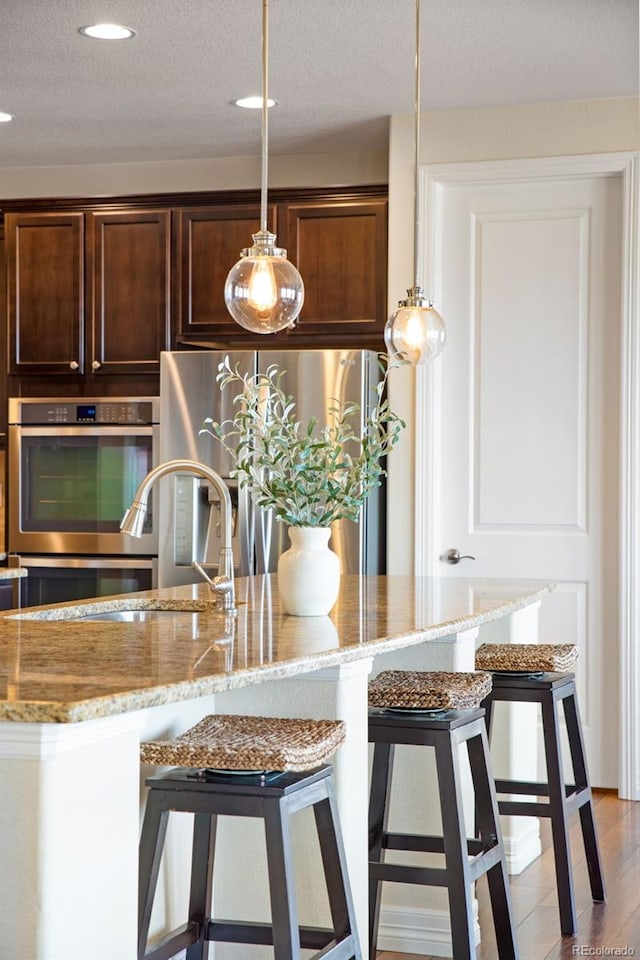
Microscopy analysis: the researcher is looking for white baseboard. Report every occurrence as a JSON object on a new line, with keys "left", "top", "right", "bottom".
{"left": 377, "top": 904, "right": 480, "bottom": 958}
{"left": 502, "top": 820, "right": 542, "bottom": 875}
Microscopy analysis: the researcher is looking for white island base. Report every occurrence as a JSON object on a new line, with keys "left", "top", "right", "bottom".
{"left": 1, "top": 607, "right": 544, "bottom": 959}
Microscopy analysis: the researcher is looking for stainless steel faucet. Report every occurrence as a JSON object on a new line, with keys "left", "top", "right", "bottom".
{"left": 120, "top": 459, "right": 236, "bottom": 612}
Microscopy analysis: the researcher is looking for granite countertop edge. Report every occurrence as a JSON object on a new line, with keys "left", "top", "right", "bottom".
{"left": 0, "top": 581, "right": 553, "bottom": 724}
{"left": 0, "top": 568, "right": 27, "bottom": 580}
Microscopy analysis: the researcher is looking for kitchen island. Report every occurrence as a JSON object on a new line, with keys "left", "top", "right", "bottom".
{"left": 0, "top": 574, "right": 552, "bottom": 960}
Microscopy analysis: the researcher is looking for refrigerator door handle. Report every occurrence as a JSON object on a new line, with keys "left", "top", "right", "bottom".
{"left": 254, "top": 499, "right": 273, "bottom": 575}
{"left": 238, "top": 484, "right": 255, "bottom": 576}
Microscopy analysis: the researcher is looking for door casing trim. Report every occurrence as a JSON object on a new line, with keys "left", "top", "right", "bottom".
{"left": 415, "top": 152, "right": 640, "bottom": 801}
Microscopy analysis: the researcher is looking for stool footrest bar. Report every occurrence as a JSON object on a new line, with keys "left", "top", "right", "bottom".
{"left": 381, "top": 831, "right": 498, "bottom": 860}
{"left": 382, "top": 832, "right": 445, "bottom": 854}
{"left": 205, "top": 920, "right": 344, "bottom": 950}
{"left": 494, "top": 778, "right": 583, "bottom": 798}
{"left": 498, "top": 787, "right": 590, "bottom": 819}
{"left": 498, "top": 799, "right": 552, "bottom": 818}
{"left": 369, "top": 861, "right": 449, "bottom": 887}
{"left": 142, "top": 922, "right": 200, "bottom": 960}
{"left": 494, "top": 779, "right": 552, "bottom": 796}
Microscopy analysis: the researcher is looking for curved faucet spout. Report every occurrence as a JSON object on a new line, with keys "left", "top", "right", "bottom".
{"left": 121, "top": 459, "right": 236, "bottom": 612}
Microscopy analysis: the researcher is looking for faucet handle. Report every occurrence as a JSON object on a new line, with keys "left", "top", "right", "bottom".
{"left": 192, "top": 560, "right": 214, "bottom": 587}
{"left": 192, "top": 562, "right": 237, "bottom": 614}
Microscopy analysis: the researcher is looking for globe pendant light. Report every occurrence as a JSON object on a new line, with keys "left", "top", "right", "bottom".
{"left": 384, "top": 0, "right": 445, "bottom": 365}
{"left": 225, "top": 0, "right": 304, "bottom": 333}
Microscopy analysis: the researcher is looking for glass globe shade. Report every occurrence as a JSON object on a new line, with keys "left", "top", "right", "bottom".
{"left": 225, "top": 252, "right": 304, "bottom": 334}
{"left": 384, "top": 302, "right": 446, "bottom": 366}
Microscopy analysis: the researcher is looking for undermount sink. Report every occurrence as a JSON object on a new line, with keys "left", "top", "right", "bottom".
{"left": 75, "top": 608, "right": 191, "bottom": 623}
{"left": 7, "top": 598, "right": 223, "bottom": 622}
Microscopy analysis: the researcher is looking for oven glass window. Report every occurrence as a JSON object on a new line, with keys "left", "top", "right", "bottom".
{"left": 21, "top": 436, "right": 153, "bottom": 533}
{"left": 21, "top": 565, "right": 154, "bottom": 608}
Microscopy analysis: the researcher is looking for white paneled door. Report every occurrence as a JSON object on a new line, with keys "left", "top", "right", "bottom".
{"left": 420, "top": 162, "right": 624, "bottom": 788}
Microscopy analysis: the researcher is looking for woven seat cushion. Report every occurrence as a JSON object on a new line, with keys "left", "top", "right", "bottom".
{"left": 140, "top": 714, "right": 346, "bottom": 772}
{"left": 368, "top": 670, "right": 492, "bottom": 710}
{"left": 475, "top": 643, "right": 578, "bottom": 673}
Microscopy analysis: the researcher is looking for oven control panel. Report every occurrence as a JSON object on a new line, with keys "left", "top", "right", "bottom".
{"left": 10, "top": 398, "right": 159, "bottom": 425}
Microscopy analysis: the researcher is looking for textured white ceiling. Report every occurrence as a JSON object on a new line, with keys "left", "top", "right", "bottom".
{"left": 0, "top": 0, "right": 637, "bottom": 168}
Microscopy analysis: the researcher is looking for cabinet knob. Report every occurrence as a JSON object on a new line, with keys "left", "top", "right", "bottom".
{"left": 69, "top": 361, "right": 79, "bottom": 371}
{"left": 92, "top": 360, "right": 102, "bottom": 371}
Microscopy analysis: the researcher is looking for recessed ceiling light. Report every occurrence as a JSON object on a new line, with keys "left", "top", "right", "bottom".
{"left": 79, "top": 23, "right": 136, "bottom": 40}
{"left": 232, "top": 96, "right": 277, "bottom": 109}
{"left": 0, "top": 111, "right": 14, "bottom": 123}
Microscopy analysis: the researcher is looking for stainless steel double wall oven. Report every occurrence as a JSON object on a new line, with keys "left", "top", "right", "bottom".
{"left": 8, "top": 397, "right": 159, "bottom": 606}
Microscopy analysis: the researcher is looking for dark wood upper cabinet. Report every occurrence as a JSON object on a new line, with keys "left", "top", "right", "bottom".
{"left": 87, "top": 210, "right": 171, "bottom": 376}
{"left": 5, "top": 209, "right": 172, "bottom": 378}
{"left": 2, "top": 185, "right": 388, "bottom": 390}
{"left": 6, "top": 212, "right": 84, "bottom": 375}
{"left": 175, "top": 189, "right": 388, "bottom": 349}
{"left": 176, "top": 204, "right": 276, "bottom": 340}
{"left": 280, "top": 199, "right": 388, "bottom": 340}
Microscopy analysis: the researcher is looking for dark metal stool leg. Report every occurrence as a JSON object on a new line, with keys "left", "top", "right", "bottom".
{"left": 562, "top": 691, "right": 606, "bottom": 902}
{"left": 467, "top": 726, "right": 518, "bottom": 960}
{"left": 483, "top": 694, "right": 495, "bottom": 741}
{"left": 264, "top": 796, "right": 300, "bottom": 960}
{"left": 435, "top": 734, "right": 475, "bottom": 960}
{"left": 475, "top": 693, "right": 494, "bottom": 840}
{"left": 541, "top": 690, "right": 577, "bottom": 936}
{"left": 185, "top": 812, "right": 217, "bottom": 960}
{"left": 314, "top": 779, "right": 362, "bottom": 959}
{"left": 138, "top": 789, "right": 170, "bottom": 960}
{"left": 368, "top": 741, "right": 394, "bottom": 959}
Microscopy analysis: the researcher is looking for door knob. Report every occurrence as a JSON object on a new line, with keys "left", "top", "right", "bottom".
{"left": 92, "top": 360, "right": 102, "bottom": 371}
{"left": 444, "top": 548, "right": 476, "bottom": 565}
{"left": 69, "top": 360, "right": 79, "bottom": 371}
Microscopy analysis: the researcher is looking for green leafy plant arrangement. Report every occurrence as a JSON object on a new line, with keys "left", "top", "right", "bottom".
{"left": 200, "top": 355, "right": 406, "bottom": 527}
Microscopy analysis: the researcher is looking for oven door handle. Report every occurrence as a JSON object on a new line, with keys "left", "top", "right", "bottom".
{"left": 9, "top": 555, "right": 156, "bottom": 570}
{"left": 13, "top": 426, "right": 156, "bottom": 438}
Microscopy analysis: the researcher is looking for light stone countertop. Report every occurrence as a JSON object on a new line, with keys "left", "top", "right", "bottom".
{"left": 0, "top": 567, "right": 27, "bottom": 579}
{"left": 0, "top": 574, "right": 553, "bottom": 724}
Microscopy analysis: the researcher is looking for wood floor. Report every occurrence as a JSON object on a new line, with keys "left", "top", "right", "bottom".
{"left": 377, "top": 790, "right": 640, "bottom": 960}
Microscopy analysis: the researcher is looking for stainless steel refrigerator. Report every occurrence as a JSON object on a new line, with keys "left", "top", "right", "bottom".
{"left": 157, "top": 349, "right": 385, "bottom": 588}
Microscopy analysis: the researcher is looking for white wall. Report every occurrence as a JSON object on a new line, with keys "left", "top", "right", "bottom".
{"left": 0, "top": 148, "right": 387, "bottom": 198}
{"left": 386, "top": 95, "right": 640, "bottom": 574}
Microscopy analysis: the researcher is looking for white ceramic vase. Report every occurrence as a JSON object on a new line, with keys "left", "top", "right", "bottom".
{"left": 277, "top": 526, "right": 341, "bottom": 616}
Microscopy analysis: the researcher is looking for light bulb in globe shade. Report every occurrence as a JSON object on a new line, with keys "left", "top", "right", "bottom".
{"left": 224, "top": 231, "right": 304, "bottom": 334}
{"left": 384, "top": 287, "right": 446, "bottom": 366}
{"left": 248, "top": 258, "right": 278, "bottom": 314}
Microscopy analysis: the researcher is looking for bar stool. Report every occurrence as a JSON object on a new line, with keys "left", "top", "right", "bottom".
{"left": 368, "top": 670, "right": 519, "bottom": 960}
{"left": 138, "top": 713, "right": 361, "bottom": 960}
{"left": 475, "top": 643, "right": 606, "bottom": 936}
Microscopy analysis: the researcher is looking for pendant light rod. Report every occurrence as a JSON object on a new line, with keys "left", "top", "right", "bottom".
{"left": 383, "top": 0, "right": 445, "bottom": 365}
{"left": 223, "top": 0, "right": 304, "bottom": 333}
{"left": 260, "top": 0, "right": 269, "bottom": 234}
{"left": 412, "top": 0, "right": 421, "bottom": 290}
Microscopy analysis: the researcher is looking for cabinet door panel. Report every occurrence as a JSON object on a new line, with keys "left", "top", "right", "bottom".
{"left": 88, "top": 211, "right": 171, "bottom": 375}
{"left": 7, "top": 213, "right": 84, "bottom": 375}
{"left": 282, "top": 200, "right": 387, "bottom": 339}
{"left": 177, "top": 205, "right": 276, "bottom": 340}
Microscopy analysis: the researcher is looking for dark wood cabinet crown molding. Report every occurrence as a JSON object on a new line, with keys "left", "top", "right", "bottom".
{"left": 0, "top": 184, "right": 388, "bottom": 219}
